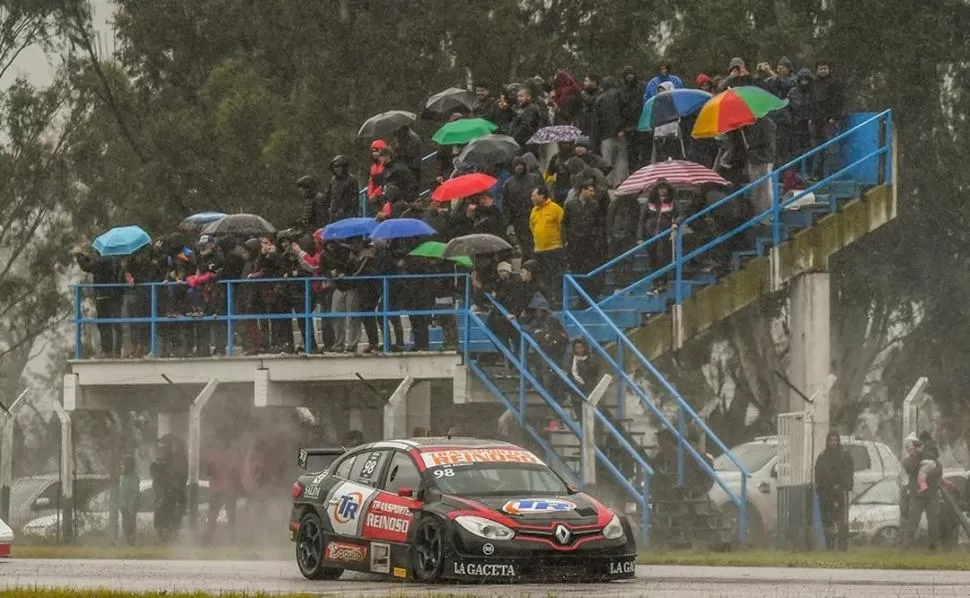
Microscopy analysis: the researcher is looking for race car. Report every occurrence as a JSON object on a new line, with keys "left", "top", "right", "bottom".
{"left": 289, "top": 437, "right": 637, "bottom": 583}
{"left": 0, "top": 515, "right": 13, "bottom": 557}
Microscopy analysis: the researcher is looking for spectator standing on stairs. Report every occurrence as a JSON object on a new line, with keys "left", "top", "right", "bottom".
{"left": 529, "top": 185, "right": 565, "bottom": 307}
{"left": 743, "top": 116, "right": 777, "bottom": 216}
{"left": 811, "top": 60, "right": 846, "bottom": 181}
{"left": 567, "top": 338, "right": 598, "bottom": 418}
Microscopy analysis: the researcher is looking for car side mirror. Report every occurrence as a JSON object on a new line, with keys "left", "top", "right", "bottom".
{"left": 397, "top": 487, "right": 414, "bottom": 498}
{"left": 33, "top": 497, "right": 52, "bottom": 510}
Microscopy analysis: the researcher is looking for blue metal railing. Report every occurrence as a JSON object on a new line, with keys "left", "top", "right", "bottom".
{"left": 72, "top": 272, "right": 469, "bottom": 359}
{"left": 590, "top": 110, "right": 894, "bottom": 306}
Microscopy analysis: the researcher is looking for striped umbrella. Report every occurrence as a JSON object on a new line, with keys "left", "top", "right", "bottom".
{"left": 615, "top": 160, "right": 729, "bottom": 196}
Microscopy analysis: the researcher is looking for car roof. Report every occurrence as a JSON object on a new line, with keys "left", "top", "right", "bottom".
{"left": 352, "top": 437, "right": 522, "bottom": 453}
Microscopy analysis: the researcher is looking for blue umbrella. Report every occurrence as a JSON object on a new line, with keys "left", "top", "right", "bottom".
{"left": 369, "top": 218, "right": 437, "bottom": 240}
{"left": 321, "top": 217, "right": 379, "bottom": 240}
{"left": 638, "top": 89, "right": 712, "bottom": 131}
{"left": 178, "top": 212, "right": 227, "bottom": 235}
{"left": 92, "top": 225, "right": 152, "bottom": 256}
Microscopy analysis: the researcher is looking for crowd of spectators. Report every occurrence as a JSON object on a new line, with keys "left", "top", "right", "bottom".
{"left": 75, "top": 57, "right": 846, "bottom": 361}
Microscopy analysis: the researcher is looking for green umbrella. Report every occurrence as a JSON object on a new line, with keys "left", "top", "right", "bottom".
{"left": 409, "top": 241, "right": 473, "bottom": 268}
{"left": 431, "top": 118, "right": 497, "bottom": 145}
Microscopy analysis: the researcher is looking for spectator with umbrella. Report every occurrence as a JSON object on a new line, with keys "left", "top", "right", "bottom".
{"left": 423, "top": 87, "right": 475, "bottom": 120}
{"left": 378, "top": 146, "right": 418, "bottom": 204}
{"left": 178, "top": 212, "right": 226, "bottom": 242}
{"left": 456, "top": 134, "right": 520, "bottom": 171}
{"left": 367, "top": 139, "right": 388, "bottom": 215}
{"left": 390, "top": 125, "right": 424, "bottom": 186}
{"left": 643, "top": 61, "right": 685, "bottom": 102}
{"left": 73, "top": 244, "right": 123, "bottom": 358}
{"left": 201, "top": 213, "right": 276, "bottom": 237}
{"left": 528, "top": 184, "right": 565, "bottom": 308}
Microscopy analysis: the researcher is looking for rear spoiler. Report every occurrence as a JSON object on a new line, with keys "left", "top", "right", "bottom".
{"left": 297, "top": 447, "right": 347, "bottom": 470}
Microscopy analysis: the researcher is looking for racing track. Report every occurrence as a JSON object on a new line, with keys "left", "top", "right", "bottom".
{"left": 2, "top": 559, "right": 969, "bottom": 597}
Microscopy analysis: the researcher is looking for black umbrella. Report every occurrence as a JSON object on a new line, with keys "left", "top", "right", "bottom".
{"left": 456, "top": 134, "right": 520, "bottom": 168}
{"left": 357, "top": 110, "right": 417, "bottom": 139}
{"left": 200, "top": 213, "right": 276, "bottom": 237}
{"left": 442, "top": 234, "right": 513, "bottom": 257}
{"left": 422, "top": 87, "right": 475, "bottom": 120}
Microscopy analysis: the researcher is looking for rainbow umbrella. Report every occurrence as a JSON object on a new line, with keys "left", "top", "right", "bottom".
{"left": 691, "top": 86, "right": 788, "bottom": 139}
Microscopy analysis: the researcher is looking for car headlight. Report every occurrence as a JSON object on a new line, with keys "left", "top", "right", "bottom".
{"left": 454, "top": 515, "right": 515, "bottom": 541}
{"left": 603, "top": 514, "right": 624, "bottom": 540}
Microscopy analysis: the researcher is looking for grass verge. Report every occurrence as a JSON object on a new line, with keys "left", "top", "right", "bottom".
{"left": 637, "top": 547, "right": 970, "bottom": 570}
{"left": 0, "top": 592, "right": 482, "bottom": 598}
{"left": 12, "top": 544, "right": 291, "bottom": 561}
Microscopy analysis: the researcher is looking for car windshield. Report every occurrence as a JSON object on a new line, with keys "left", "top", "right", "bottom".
{"left": 427, "top": 463, "right": 569, "bottom": 497}
{"left": 854, "top": 479, "right": 899, "bottom": 505}
{"left": 714, "top": 442, "right": 776, "bottom": 472}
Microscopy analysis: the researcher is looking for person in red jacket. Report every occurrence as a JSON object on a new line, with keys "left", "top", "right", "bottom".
{"left": 367, "top": 139, "right": 388, "bottom": 216}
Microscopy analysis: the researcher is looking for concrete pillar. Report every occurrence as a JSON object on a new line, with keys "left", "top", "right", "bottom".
{"left": 582, "top": 375, "right": 613, "bottom": 486}
{"left": 187, "top": 380, "right": 219, "bottom": 531}
{"left": 406, "top": 381, "right": 432, "bottom": 436}
{"left": 788, "top": 272, "right": 831, "bottom": 462}
{"left": 383, "top": 377, "right": 414, "bottom": 440}
{"left": 51, "top": 402, "right": 74, "bottom": 544}
{"left": 0, "top": 390, "right": 28, "bottom": 522}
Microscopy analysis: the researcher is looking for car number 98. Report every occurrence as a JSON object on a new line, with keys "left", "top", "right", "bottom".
{"left": 432, "top": 468, "right": 455, "bottom": 478}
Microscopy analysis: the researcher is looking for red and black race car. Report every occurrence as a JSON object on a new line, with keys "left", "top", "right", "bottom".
{"left": 289, "top": 437, "right": 637, "bottom": 583}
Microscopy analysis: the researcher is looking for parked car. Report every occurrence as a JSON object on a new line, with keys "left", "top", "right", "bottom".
{"left": 849, "top": 469, "right": 969, "bottom": 546}
{"left": 708, "top": 435, "right": 900, "bottom": 542}
{"left": 21, "top": 479, "right": 230, "bottom": 539}
{"left": 7, "top": 474, "right": 111, "bottom": 532}
{"left": 0, "top": 515, "right": 12, "bottom": 557}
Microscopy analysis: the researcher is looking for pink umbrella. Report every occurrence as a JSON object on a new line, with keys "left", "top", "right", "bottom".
{"left": 615, "top": 159, "right": 729, "bottom": 196}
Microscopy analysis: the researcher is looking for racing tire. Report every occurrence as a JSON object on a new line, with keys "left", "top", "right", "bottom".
{"left": 296, "top": 512, "right": 343, "bottom": 580}
{"left": 410, "top": 516, "right": 446, "bottom": 582}
{"left": 872, "top": 525, "right": 900, "bottom": 546}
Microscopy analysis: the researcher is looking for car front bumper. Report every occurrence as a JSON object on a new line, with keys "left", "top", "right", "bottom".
{"left": 442, "top": 550, "right": 637, "bottom": 582}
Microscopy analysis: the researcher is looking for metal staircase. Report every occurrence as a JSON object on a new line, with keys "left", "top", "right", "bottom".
{"left": 456, "top": 110, "right": 894, "bottom": 548}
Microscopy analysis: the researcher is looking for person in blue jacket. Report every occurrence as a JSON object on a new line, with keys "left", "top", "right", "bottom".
{"left": 643, "top": 61, "right": 685, "bottom": 103}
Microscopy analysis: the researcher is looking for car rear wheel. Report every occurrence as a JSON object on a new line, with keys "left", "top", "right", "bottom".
{"left": 411, "top": 517, "right": 445, "bottom": 582}
{"left": 872, "top": 525, "right": 899, "bottom": 546}
{"left": 296, "top": 512, "right": 343, "bottom": 580}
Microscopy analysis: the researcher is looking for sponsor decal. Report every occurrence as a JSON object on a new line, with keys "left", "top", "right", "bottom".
{"left": 421, "top": 448, "right": 544, "bottom": 468}
{"left": 304, "top": 470, "right": 329, "bottom": 499}
{"left": 359, "top": 452, "right": 382, "bottom": 481}
{"left": 393, "top": 567, "right": 408, "bottom": 578}
{"left": 452, "top": 562, "right": 516, "bottom": 577}
{"left": 502, "top": 498, "right": 577, "bottom": 516}
{"left": 324, "top": 540, "right": 367, "bottom": 564}
{"left": 333, "top": 492, "right": 364, "bottom": 524}
{"left": 482, "top": 543, "right": 494, "bottom": 556}
{"left": 362, "top": 497, "right": 413, "bottom": 542}
{"left": 369, "top": 542, "right": 390, "bottom": 574}
{"left": 610, "top": 560, "right": 636, "bottom": 575}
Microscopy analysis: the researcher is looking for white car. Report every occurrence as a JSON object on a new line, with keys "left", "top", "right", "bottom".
{"left": 708, "top": 435, "right": 900, "bottom": 541}
{"left": 0, "top": 516, "right": 13, "bottom": 557}
{"left": 21, "top": 479, "right": 228, "bottom": 538}
{"left": 849, "top": 470, "right": 969, "bottom": 546}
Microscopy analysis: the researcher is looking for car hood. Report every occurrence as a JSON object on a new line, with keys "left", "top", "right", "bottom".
{"left": 444, "top": 493, "right": 610, "bottom": 527}
{"left": 849, "top": 504, "right": 899, "bottom": 528}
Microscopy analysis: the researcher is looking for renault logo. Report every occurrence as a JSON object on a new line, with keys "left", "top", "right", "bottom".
{"left": 554, "top": 524, "right": 571, "bottom": 545}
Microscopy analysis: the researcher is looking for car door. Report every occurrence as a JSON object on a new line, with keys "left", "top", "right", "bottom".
{"left": 325, "top": 449, "right": 390, "bottom": 540}
{"left": 352, "top": 451, "right": 423, "bottom": 575}
{"left": 847, "top": 444, "right": 876, "bottom": 495}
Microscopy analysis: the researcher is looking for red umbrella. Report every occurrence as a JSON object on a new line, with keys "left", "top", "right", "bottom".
{"left": 615, "top": 159, "right": 729, "bottom": 196}
{"left": 431, "top": 173, "right": 498, "bottom": 202}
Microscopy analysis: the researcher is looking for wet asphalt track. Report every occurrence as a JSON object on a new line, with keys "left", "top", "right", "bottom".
{"left": 2, "top": 559, "right": 970, "bottom": 597}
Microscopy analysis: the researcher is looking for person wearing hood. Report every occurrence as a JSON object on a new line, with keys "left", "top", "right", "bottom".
{"left": 297, "top": 174, "right": 328, "bottom": 232}
{"left": 572, "top": 137, "right": 611, "bottom": 175}
{"left": 377, "top": 146, "right": 418, "bottom": 205}
{"left": 695, "top": 73, "right": 714, "bottom": 93}
{"left": 717, "top": 57, "right": 756, "bottom": 92}
{"left": 606, "top": 190, "right": 642, "bottom": 291}
{"left": 787, "top": 68, "right": 816, "bottom": 165}
{"left": 811, "top": 60, "right": 846, "bottom": 180}
{"left": 366, "top": 139, "right": 388, "bottom": 215}
{"left": 619, "top": 66, "right": 647, "bottom": 170}
{"left": 814, "top": 430, "right": 854, "bottom": 551}
{"left": 510, "top": 84, "right": 545, "bottom": 156}
{"left": 579, "top": 74, "right": 601, "bottom": 138}
{"left": 651, "top": 81, "right": 685, "bottom": 163}
{"left": 326, "top": 155, "right": 361, "bottom": 223}
{"left": 592, "top": 75, "right": 628, "bottom": 188}
{"left": 551, "top": 70, "right": 583, "bottom": 126}
{"left": 643, "top": 61, "right": 684, "bottom": 103}
{"left": 74, "top": 246, "right": 123, "bottom": 358}
{"left": 504, "top": 153, "right": 542, "bottom": 259}
{"left": 390, "top": 125, "right": 424, "bottom": 185}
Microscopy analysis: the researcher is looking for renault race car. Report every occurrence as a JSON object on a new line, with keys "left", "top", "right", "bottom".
{"left": 288, "top": 437, "right": 637, "bottom": 583}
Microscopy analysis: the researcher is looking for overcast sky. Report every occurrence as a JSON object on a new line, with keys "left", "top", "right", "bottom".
{"left": 3, "top": 0, "right": 112, "bottom": 88}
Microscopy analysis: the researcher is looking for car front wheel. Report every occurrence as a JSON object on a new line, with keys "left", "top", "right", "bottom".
{"left": 296, "top": 512, "right": 343, "bottom": 580}
{"left": 411, "top": 517, "right": 445, "bottom": 582}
